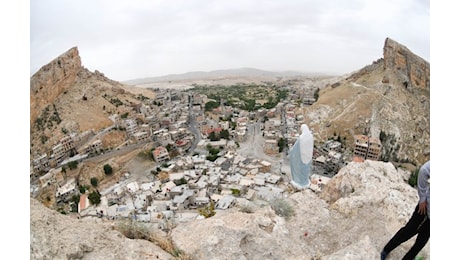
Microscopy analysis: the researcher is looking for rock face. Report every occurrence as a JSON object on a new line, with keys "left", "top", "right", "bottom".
{"left": 304, "top": 38, "right": 430, "bottom": 165}
{"left": 170, "top": 161, "right": 429, "bottom": 260}
{"left": 30, "top": 198, "right": 172, "bottom": 260}
{"left": 383, "top": 37, "right": 430, "bottom": 90}
{"left": 30, "top": 161, "right": 429, "bottom": 259}
{"left": 29, "top": 47, "right": 157, "bottom": 156}
{"left": 30, "top": 47, "right": 81, "bottom": 125}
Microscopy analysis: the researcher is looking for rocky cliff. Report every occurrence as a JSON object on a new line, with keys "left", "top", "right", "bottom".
{"left": 30, "top": 197, "right": 173, "bottom": 260}
{"left": 30, "top": 161, "right": 430, "bottom": 259}
{"left": 383, "top": 37, "right": 430, "bottom": 90}
{"left": 304, "top": 38, "right": 429, "bottom": 165}
{"left": 30, "top": 47, "right": 157, "bottom": 156}
{"left": 30, "top": 47, "right": 81, "bottom": 126}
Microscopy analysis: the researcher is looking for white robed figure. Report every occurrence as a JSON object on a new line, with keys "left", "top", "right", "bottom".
{"left": 289, "top": 124, "right": 314, "bottom": 189}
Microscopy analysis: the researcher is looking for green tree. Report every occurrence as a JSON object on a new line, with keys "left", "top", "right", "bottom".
{"left": 219, "top": 129, "right": 230, "bottom": 140}
{"left": 314, "top": 88, "right": 320, "bottom": 101}
{"left": 103, "top": 164, "right": 113, "bottom": 175}
{"left": 277, "top": 138, "right": 286, "bottom": 153}
{"left": 165, "top": 144, "right": 173, "bottom": 151}
{"left": 207, "top": 146, "right": 220, "bottom": 155}
{"left": 379, "top": 130, "right": 387, "bottom": 142}
{"left": 278, "top": 89, "right": 288, "bottom": 100}
{"left": 71, "top": 194, "right": 80, "bottom": 204}
{"left": 244, "top": 99, "right": 256, "bottom": 111}
{"left": 70, "top": 194, "right": 80, "bottom": 212}
{"left": 91, "top": 177, "right": 99, "bottom": 187}
{"left": 206, "top": 146, "right": 220, "bottom": 162}
{"left": 161, "top": 163, "right": 171, "bottom": 168}
{"left": 68, "top": 161, "right": 78, "bottom": 170}
{"left": 88, "top": 191, "right": 101, "bottom": 205}
{"left": 79, "top": 185, "right": 88, "bottom": 194}
{"left": 204, "top": 101, "right": 219, "bottom": 112}
{"left": 208, "top": 131, "right": 219, "bottom": 141}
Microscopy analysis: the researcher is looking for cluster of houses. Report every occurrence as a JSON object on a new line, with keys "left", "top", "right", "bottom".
{"left": 31, "top": 89, "right": 194, "bottom": 178}
{"left": 79, "top": 150, "right": 286, "bottom": 224}
{"left": 31, "top": 83, "right": 317, "bottom": 180}
{"left": 31, "top": 82, "right": 380, "bottom": 226}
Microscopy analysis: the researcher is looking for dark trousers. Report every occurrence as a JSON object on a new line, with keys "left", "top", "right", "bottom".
{"left": 383, "top": 204, "right": 430, "bottom": 260}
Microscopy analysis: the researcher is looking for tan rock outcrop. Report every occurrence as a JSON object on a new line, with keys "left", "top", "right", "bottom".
{"left": 29, "top": 46, "right": 157, "bottom": 156}
{"left": 383, "top": 37, "right": 430, "bottom": 90}
{"left": 304, "top": 38, "right": 430, "bottom": 165}
{"left": 30, "top": 47, "right": 81, "bottom": 125}
{"left": 30, "top": 198, "right": 172, "bottom": 260}
{"left": 30, "top": 161, "right": 430, "bottom": 259}
{"left": 169, "top": 161, "right": 429, "bottom": 259}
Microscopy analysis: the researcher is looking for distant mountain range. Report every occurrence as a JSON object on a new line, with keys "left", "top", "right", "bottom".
{"left": 123, "top": 67, "right": 332, "bottom": 85}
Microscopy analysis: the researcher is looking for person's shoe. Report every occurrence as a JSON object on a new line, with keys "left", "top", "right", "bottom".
{"left": 380, "top": 250, "right": 388, "bottom": 260}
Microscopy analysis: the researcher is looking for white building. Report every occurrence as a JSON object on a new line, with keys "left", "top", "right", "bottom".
{"left": 125, "top": 119, "right": 138, "bottom": 137}
{"left": 55, "top": 178, "right": 78, "bottom": 203}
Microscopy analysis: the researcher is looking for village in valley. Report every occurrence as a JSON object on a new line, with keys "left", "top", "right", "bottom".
{"left": 30, "top": 80, "right": 382, "bottom": 230}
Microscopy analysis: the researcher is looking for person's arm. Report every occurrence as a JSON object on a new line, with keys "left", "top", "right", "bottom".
{"left": 417, "top": 161, "right": 430, "bottom": 215}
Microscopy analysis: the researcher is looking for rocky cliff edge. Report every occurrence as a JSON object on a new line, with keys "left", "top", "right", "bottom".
{"left": 30, "top": 161, "right": 430, "bottom": 260}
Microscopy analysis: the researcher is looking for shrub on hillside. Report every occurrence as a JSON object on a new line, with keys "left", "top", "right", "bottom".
{"left": 103, "top": 164, "right": 113, "bottom": 175}
{"left": 88, "top": 191, "right": 101, "bottom": 205}
{"left": 408, "top": 168, "right": 420, "bottom": 187}
{"left": 198, "top": 201, "right": 216, "bottom": 218}
{"left": 90, "top": 177, "right": 98, "bottom": 187}
{"left": 270, "top": 198, "right": 295, "bottom": 220}
{"left": 115, "top": 220, "right": 191, "bottom": 260}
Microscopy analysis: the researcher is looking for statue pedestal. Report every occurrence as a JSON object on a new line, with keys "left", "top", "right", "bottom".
{"left": 290, "top": 180, "right": 311, "bottom": 191}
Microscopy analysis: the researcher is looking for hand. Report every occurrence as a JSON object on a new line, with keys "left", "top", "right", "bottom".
{"left": 418, "top": 201, "right": 427, "bottom": 215}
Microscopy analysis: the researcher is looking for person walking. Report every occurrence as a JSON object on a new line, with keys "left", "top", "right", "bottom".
{"left": 381, "top": 160, "right": 430, "bottom": 260}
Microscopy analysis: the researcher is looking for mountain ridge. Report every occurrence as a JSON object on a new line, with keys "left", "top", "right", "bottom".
{"left": 302, "top": 37, "right": 429, "bottom": 165}
{"left": 123, "top": 67, "right": 334, "bottom": 85}
{"left": 29, "top": 47, "right": 157, "bottom": 156}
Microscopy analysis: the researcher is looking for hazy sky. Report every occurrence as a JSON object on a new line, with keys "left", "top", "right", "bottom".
{"left": 30, "top": 0, "right": 430, "bottom": 82}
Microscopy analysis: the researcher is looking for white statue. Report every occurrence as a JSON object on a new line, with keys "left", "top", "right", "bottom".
{"left": 289, "top": 124, "right": 314, "bottom": 189}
